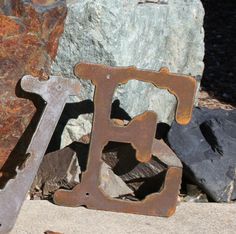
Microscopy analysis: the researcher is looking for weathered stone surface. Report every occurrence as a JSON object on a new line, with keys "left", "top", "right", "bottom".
{"left": 0, "top": 0, "right": 67, "bottom": 169}
{"left": 31, "top": 141, "right": 167, "bottom": 199}
{"left": 99, "top": 162, "right": 133, "bottom": 198}
{"left": 31, "top": 147, "right": 80, "bottom": 199}
{"left": 51, "top": 0, "right": 205, "bottom": 148}
{"left": 168, "top": 107, "right": 236, "bottom": 202}
{"left": 31, "top": 143, "right": 133, "bottom": 199}
{"left": 102, "top": 143, "right": 166, "bottom": 198}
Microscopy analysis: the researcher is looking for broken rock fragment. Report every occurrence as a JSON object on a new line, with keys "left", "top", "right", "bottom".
{"left": 31, "top": 147, "right": 80, "bottom": 199}
{"left": 102, "top": 143, "right": 167, "bottom": 198}
{"left": 99, "top": 162, "right": 133, "bottom": 198}
{"left": 31, "top": 141, "right": 169, "bottom": 200}
{"left": 168, "top": 107, "right": 236, "bottom": 202}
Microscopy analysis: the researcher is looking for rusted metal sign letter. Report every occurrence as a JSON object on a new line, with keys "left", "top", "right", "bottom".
{"left": 0, "top": 76, "right": 80, "bottom": 233}
{"left": 54, "top": 63, "right": 196, "bottom": 216}
{"left": 0, "top": 63, "right": 196, "bottom": 233}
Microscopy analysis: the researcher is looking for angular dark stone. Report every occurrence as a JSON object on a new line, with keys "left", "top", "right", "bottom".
{"left": 168, "top": 107, "right": 236, "bottom": 202}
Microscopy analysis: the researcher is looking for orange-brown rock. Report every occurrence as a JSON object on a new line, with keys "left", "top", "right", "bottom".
{"left": 0, "top": 0, "right": 67, "bottom": 169}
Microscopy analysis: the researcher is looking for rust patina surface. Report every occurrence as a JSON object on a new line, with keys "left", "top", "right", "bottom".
{"left": 54, "top": 63, "right": 196, "bottom": 216}
{"left": 0, "top": 0, "right": 67, "bottom": 169}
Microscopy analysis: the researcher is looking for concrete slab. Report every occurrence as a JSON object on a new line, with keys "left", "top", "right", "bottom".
{"left": 10, "top": 201, "right": 236, "bottom": 234}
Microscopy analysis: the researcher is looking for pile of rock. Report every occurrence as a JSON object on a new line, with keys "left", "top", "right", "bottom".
{"left": 31, "top": 107, "right": 236, "bottom": 204}
{"left": 2, "top": 0, "right": 235, "bottom": 205}
{"left": 31, "top": 142, "right": 167, "bottom": 200}
{"left": 30, "top": 0, "right": 206, "bottom": 201}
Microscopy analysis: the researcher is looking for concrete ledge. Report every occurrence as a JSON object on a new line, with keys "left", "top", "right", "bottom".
{"left": 11, "top": 201, "right": 236, "bottom": 234}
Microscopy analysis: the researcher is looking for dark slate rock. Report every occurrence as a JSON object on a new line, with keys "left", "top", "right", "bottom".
{"left": 168, "top": 107, "right": 236, "bottom": 202}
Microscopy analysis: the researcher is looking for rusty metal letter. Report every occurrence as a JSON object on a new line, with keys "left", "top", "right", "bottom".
{"left": 54, "top": 63, "right": 196, "bottom": 217}
{"left": 0, "top": 76, "right": 80, "bottom": 234}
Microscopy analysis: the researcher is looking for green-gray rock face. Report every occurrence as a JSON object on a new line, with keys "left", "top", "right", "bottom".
{"left": 51, "top": 0, "right": 204, "bottom": 147}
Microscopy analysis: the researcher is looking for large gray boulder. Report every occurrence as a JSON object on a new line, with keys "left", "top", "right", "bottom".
{"left": 51, "top": 0, "right": 204, "bottom": 147}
